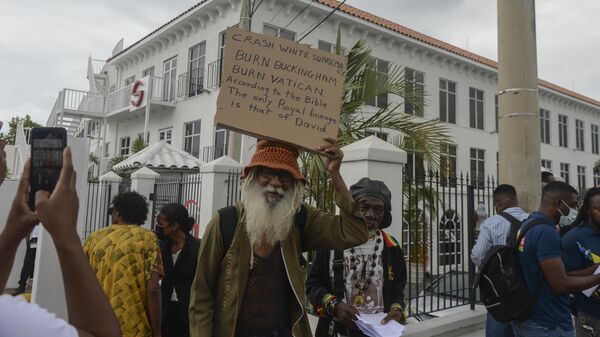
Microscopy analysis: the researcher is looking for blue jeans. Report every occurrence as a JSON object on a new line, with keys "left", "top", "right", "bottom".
{"left": 512, "top": 320, "right": 575, "bottom": 337}
{"left": 486, "top": 313, "right": 515, "bottom": 337}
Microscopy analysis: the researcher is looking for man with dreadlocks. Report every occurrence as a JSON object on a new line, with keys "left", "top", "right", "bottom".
{"left": 189, "top": 139, "right": 368, "bottom": 337}
{"left": 562, "top": 187, "right": 600, "bottom": 336}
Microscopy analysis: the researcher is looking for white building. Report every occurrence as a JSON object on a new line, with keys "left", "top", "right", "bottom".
{"left": 47, "top": 0, "right": 600, "bottom": 189}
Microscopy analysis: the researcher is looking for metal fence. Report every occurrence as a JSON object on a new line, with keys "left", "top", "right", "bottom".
{"left": 83, "top": 181, "right": 112, "bottom": 239}
{"left": 150, "top": 174, "right": 202, "bottom": 234}
{"left": 403, "top": 172, "right": 496, "bottom": 318}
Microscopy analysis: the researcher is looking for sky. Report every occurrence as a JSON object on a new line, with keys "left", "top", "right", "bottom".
{"left": 1, "top": 0, "right": 598, "bottom": 133}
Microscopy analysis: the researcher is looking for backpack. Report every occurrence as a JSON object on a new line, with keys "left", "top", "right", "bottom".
{"left": 217, "top": 205, "right": 308, "bottom": 258}
{"left": 473, "top": 216, "right": 546, "bottom": 322}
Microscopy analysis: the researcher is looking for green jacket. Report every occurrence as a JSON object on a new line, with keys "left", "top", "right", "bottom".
{"left": 189, "top": 193, "right": 368, "bottom": 337}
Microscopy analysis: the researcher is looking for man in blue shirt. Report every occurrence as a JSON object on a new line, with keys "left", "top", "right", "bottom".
{"left": 513, "top": 182, "right": 600, "bottom": 337}
{"left": 472, "top": 184, "right": 528, "bottom": 337}
{"left": 562, "top": 187, "right": 600, "bottom": 336}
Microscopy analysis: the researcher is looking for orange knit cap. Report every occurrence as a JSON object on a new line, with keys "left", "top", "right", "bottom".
{"left": 241, "top": 140, "right": 306, "bottom": 182}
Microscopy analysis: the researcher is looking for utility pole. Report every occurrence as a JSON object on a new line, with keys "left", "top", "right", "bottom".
{"left": 497, "top": 0, "right": 541, "bottom": 212}
{"left": 226, "top": 0, "right": 251, "bottom": 162}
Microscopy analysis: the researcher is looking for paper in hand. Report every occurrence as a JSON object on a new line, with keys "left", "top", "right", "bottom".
{"left": 355, "top": 312, "right": 406, "bottom": 337}
{"left": 582, "top": 265, "right": 600, "bottom": 297}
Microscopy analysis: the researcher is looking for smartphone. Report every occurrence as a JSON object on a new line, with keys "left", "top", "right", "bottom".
{"left": 29, "top": 127, "right": 67, "bottom": 209}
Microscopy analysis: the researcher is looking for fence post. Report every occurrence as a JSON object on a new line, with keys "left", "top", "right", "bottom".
{"left": 340, "top": 136, "right": 407, "bottom": 241}
{"left": 198, "top": 156, "right": 242, "bottom": 238}
{"left": 467, "top": 184, "right": 476, "bottom": 310}
{"left": 99, "top": 171, "right": 122, "bottom": 201}
{"left": 131, "top": 167, "right": 160, "bottom": 229}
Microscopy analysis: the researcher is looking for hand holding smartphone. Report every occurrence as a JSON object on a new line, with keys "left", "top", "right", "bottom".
{"left": 29, "top": 127, "right": 67, "bottom": 209}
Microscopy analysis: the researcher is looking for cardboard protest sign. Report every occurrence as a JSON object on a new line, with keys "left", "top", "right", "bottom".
{"left": 215, "top": 26, "right": 347, "bottom": 152}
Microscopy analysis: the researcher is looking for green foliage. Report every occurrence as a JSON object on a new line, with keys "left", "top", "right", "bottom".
{"left": 89, "top": 153, "right": 100, "bottom": 165}
{"left": 0, "top": 115, "right": 42, "bottom": 144}
{"left": 107, "top": 155, "right": 127, "bottom": 172}
{"left": 131, "top": 137, "right": 147, "bottom": 154}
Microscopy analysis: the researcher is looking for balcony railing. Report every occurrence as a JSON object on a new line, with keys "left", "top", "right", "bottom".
{"left": 178, "top": 68, "right": 206, "bottom": 99}
{"left": 63, "top": 89, "right": 104, "bottom": 115}
{"left": 207, "top": 59, "right": 223, "bottom": 89}
{"left": 148, "top": 75, "right": 176, "bottom": 102}
{"left": 89, "top": 58, "right": 106, "bottom": 74}
{"left": 105, "top": 84, "right": 132, "bottom": 113}
{"left": 202, "top": 145, "right": 228, "bottom": 162}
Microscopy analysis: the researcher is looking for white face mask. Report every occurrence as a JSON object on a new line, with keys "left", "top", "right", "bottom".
{"left": 558, "top": 200, "right": 578, "bottom": 227}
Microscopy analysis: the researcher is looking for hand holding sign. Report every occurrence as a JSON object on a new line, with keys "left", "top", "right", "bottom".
{"left": 319, "top": 137, "right": 343, "bottom": 173}
{"left": 215, "top": 27, "right": 347, "bottom": 153}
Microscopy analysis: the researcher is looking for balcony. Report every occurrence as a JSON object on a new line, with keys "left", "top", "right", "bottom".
{"left": 202, "top": 145, "right": 228, "bottom": 162}
{"left": 206, "top": 58, "right": 223, "bottom": 89}
{"left": 48, "top": 75, "right": 176, "bottom": 133}
{"left": 178, "top": 68, "right": 209, "bottom": 99}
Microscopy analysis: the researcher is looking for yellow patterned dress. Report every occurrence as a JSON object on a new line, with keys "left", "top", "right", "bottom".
{"left": 84, "top": 224, "right": 164, "bottom": 337}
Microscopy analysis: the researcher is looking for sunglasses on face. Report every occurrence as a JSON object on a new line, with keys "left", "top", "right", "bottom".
{"left": 257, "top": 168, "right": 294, "bottom": 185}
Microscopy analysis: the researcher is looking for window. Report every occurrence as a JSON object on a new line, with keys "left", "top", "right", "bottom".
{"left": 576, "top": 119, "right": 585, "bottom": 151}
{"left": 104, "top": 142, "right": 110, "bottom": 158}
{"left": 592, "top": 124, "right": 599, "bottom": 155}
{"left": 183, "top": 120, "right": 201, "bottom": 157}
{"left": 365, "top": 58, "right": 389, "bottom": 108}
{"left": 495, "top": 95, "right": 499, "bottom": 132}
{"left": 406, "top": 153, "right": 425, "bottom": 181}
{"left": 317, "top": 40, "right": 346, "bottom": 55}
{"left": 594, "top": 167, "right": 600, "bottom": 187}
{"left": 470, "top": 148, "right": 485, "bottom": 188}
{"left": 440, "top": 144, "right": 457, "bottom": 185}
{"left": 119, "top": 136, "right": 130, "bottom": 156}
{"left": 365, "top": 130, "right": 388, "bottom": 141}
{"left": 142, "top": 66, "right": 154, "bottom": 77}
{"left": 262, "top": 24, "right": 295, "bottom": 40}
{"left": 469, "top": 88, "right": 484, "bottom": 130}
{"left": 578, "top": 166, "right": 586, "bottom": 191}
{"left": 439, "top": 79, "right": 456, "bottom": 123}
{"left": 159, "top": 128, "right": 172, "bottom": 144}
{"left": 214, "top": 127, "right": 229, "bottom": 158}
{"left": 124, "top": 75, "right": 135, "bottom": 86}
{"left": 541, "top": 159, "right": 552, "bottom": 171}
{"left": 188, "top": 42, "right": 206, "bottom": 97}
{"left": 163, "top": 57, "right": 177, "bottom": 101}
{"left": 136, "top": 132, "right": 150, "bottom": 144}
{"left": 405, "top": 68, "right": 424, "bottom": 116}
{"left": 560, "top": 163, "right": 570, "bottom": 185}
{"left": 217, "top": 31, "right": 227, "bottom": 86}
{"left": 540, "top": 109, "right": 550, "bottom": 144}
{"left": 558, "top": 114, "right": 568, "bottom": 148}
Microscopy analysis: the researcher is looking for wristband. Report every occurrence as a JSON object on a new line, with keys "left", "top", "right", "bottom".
{"left": 326, "top": 298, "right": 339, "bottom": 316}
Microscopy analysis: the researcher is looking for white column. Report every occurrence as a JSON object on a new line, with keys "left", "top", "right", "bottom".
{"left": 340, "top": 136, "right": 407, "bottom": 241}
{"left": 198, "top": 156, "right": 243, "bottom": 238}
{"left": 131, "top": 167, "right": 160, "bottom": 229}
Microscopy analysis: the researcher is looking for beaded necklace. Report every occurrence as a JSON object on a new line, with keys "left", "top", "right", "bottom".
{"left": 349, "top": 230, "right": 382, "bottom": 306}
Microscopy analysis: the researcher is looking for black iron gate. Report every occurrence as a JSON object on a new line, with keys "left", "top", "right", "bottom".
{"left": 83, "top": 181, "right": 112, "bottom": 239}
{"left": 150, "top": 174, "right": 202, "bottom": 232}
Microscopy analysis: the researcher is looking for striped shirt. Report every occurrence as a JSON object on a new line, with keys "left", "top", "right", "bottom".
{"left": 471, "top": 207, "right": 529, "bottom": 268}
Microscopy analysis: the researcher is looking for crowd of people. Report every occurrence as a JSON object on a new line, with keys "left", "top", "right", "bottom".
{"left": 1, "top": 135, "right": 599, "bottom": 337}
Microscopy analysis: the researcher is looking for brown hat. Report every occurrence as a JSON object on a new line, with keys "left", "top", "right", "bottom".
{"left": 241, "top": 140, "right": 305, "bottom": 182}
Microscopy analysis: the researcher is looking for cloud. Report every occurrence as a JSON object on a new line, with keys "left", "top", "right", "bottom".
{"left": 1, "top": 0, "right": 598, "bottom": 134}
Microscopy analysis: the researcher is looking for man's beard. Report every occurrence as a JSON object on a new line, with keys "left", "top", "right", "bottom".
{"left": 242, "top": 176, "right": 302, "bottom": 247}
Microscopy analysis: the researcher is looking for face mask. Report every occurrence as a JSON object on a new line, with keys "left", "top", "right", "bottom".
{"left": 558, "top": 200, "right": 578, "bottom": 227}
{"left": 154, "top": 227, "right": 167, "bottom": 241}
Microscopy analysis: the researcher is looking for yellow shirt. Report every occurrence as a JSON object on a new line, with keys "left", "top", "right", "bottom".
{"left": 84, "top": 224, "right": 163, "bottom": 337}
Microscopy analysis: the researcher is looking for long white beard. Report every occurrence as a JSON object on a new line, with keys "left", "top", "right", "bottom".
{"left": 242, "top": 178, "right": 302, "bottom": 247}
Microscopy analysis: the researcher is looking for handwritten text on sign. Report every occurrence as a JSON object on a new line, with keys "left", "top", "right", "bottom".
{"left": 215, "top": 26, "right": 347, "bottom": 151}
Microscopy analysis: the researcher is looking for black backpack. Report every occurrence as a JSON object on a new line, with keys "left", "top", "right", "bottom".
{"left": 217, "top": 205, "right": 307, "bottom": 258}
{"left": 473, "top": 215, "right": 545, "bottom": 322}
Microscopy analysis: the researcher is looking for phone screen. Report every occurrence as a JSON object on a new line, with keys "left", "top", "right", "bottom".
{"left": 30, "top": 128, "right": 67, "bottom": 208}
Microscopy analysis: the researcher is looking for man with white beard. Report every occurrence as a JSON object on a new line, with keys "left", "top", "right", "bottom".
{"left": 189, "top": 139, "right": 369, "bottom": 337}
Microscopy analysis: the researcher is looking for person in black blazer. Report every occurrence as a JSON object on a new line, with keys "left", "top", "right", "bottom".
{"left": 155, "top": 203, "right": 201, "bottom": 337}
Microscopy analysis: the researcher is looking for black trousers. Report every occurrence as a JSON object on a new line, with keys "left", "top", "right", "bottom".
{"left": 18, "top": 248, "right": 36, "bottom": 289}
{"left": 163, "top": 301, "right": 189, "bottom": 337}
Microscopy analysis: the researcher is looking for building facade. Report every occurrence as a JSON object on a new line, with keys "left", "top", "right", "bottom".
{"left": 47, "top": 0, "right": 600, "bottom": 190}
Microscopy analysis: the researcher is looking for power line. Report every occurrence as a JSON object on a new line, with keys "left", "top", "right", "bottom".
{"left": 282, "top": 0, "right": 316, "bottom": 31}
{"left": 251, "top": 0, "right": 264, "bottom": 16}
{"left": 297, "top": 0, "right": 347, "bottom": 42}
